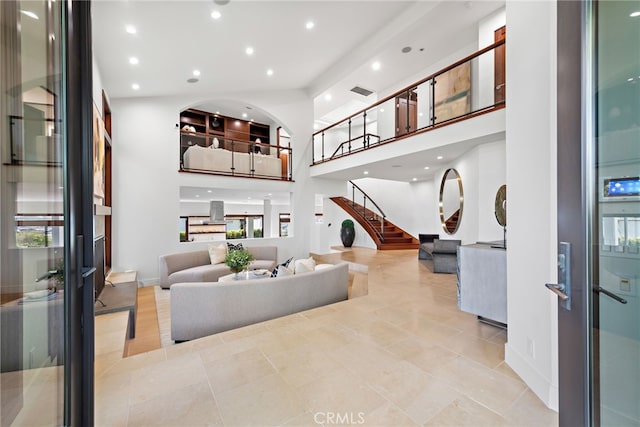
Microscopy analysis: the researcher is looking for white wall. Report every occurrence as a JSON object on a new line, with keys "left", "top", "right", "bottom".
{"left": 111, "top": 90, "right": 345, "bottom": 283}
{"left": 505, "top": 0, "right": 558, "bottom": 411}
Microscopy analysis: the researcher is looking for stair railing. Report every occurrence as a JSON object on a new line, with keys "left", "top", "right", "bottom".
{"left": 349, "top": 180, "right": 386, "bottom": 242}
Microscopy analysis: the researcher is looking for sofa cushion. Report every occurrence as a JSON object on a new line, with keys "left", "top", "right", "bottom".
{"left": 276, "top": 264, "right": 294, "bottom": 277}
{"left": 168, "top": 263, "right": 231, "bottom": 285}
{"left": 294, "top": 257, "right": 316, "bottom": 274}
{"left": 227, "top": 242, "right": 244, "bottom": 251}
{"left": 208, "top": 243, "right": 227, "bottom": 264}
{"left": 249, "top": 259, "right": 276, "bottom": 271}
{"left": 271, "top": 257, "right": 293, "bottom": 277}
{"left": 433, "top": 239, "right": 461, "bottom": 254}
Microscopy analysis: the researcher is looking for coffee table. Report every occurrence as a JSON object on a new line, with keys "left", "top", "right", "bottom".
{"left": 218, "top": 269, "right": 272, "bottom": 282}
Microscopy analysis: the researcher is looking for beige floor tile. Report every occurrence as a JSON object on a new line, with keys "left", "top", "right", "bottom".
{"left": 424, "top": 395, "right": 508, "bottom": 426}
{"left": 203, "top": 348, "right": 277, "bottom": 396}
{"left": 265, "top": 346, "right": 344, "bottom": 388}
{"left": 504, "top": 388, "right": 558, "bottom": 426}
{"left": 127, "top": 381, "right": 223, "bottom": 426}
{"left": 425, "top": 356, "right": 527, "bottom": 416}
{"left": 368, "top": 361, "right": 462, "bottom": 425}
{"left": 295, "top": 368, "right": 386, "bottom": 416}
{"left": 215, "top": 373, "right": 306, "bottom": 426}
{"left": 128, "top": 352, "right": 206, "bottom": 406}
{"left": 439, "top": 333, "right": 505, "bottom": 369}
{"left": 363, "top": 401, "right": 418, "bottom": 426}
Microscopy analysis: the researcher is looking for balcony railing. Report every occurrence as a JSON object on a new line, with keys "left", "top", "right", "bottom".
{"left": 180, "top": 132, "right": 293, "bottom": 181}
{"left": 312, "top": 39, "right": 506, "bottom": 165}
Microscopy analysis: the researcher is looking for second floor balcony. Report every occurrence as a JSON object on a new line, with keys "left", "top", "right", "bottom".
{"left": 311, "top": 38, "right": 506, "bottom": 167}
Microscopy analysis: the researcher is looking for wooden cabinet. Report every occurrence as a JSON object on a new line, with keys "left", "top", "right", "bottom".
{"left": 179, "top": 109, "right": 270, "bottom": 149}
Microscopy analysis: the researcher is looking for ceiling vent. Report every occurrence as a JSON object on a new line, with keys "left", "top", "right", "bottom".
{"left": 350, "top": 86, "right": 374, "bottom": 97}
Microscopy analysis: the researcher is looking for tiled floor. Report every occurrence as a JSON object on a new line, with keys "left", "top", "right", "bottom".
{"left": 94, "top": 248, "right": 558, "bottom": 426}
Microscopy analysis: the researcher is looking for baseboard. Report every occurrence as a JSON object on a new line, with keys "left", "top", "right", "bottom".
{"left": 505, "top": 343, "right": 559, "bottom": 412}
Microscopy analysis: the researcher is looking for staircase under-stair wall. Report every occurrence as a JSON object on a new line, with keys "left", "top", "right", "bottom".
{"left": 330, "top": 194, "right": 419, "bottom": 250}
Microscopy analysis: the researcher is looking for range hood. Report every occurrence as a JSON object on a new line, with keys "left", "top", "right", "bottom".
{"left": 205, "top": 200, "right": 226, "bottom": 224}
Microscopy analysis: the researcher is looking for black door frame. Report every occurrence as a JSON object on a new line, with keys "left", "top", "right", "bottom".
{"left": 63, "top": 1, "right": 95, "bottom": 425}
{"left": 556, "top": 0, "right": 592, "bottom": 425}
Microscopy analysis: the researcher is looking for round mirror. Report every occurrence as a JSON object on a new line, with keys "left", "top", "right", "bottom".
{"left": 494, "top": 185, "right": 507, "bottom": 227}
{"left": 439, "top": 168, "right": 464, "bottom": 234}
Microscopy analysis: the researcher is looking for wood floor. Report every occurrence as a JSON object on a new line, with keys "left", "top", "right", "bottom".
{"left": 123, "top": 286, "right": 163, "bottom": 356}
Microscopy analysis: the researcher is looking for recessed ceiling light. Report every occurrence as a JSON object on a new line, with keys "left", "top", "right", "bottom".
{"left": 424, "top": 166, "right": 430, "bottom": 170}
{"left": 195, "top": 194, "right": 200, "bottom": 198}
{"left": 211, "top": 10, "right": 222, "bottom": 19}
{"left": 242, "top": 113, "right": 248, "bottom": 118}
{"left": 131, "top": 83, "right": 140, "bottom": 90}
{"left": 379, "top": 108, "right": 384, "bottom": 113}
{"left": 412, "top": 178, "right": 417, "bottom": 181}
{"left": 363, "top": 171, "right": 369, "bottom": 175}
{"left": 207, "top": 190, "right": 212, "bottom": 193}
{"left": 324, "top": 93, "right": 332, "bottom": 101}
{"left": 268, "top": 193, "right": 272, "bottom": 196}
{"left": 401, "top": 46, "right": 412, "bottom": 54}
{"left": 372, "top": 61, "right": 381, "bottom": 71}
{"left": 437, "top": 155, "right": 443, "bottom": 160}
{"left": 215, "top": 111, "right": 220, "bottom": 114}
{"left": 630, "top": 11, "right": 640, "bottom": 17}
{"left": 246, "top": 47, "right": 254, "bottom": 56}
{"left": 193, "top": 69, "right": 201, "bottom": 77}
{"left": 305, "top": 21, "right": 315, "bottom": 30}
{"left": 129, "top": 57, "right": 139, "bottom": 65}
{"left": 266, "top": 68, "right": 274, "bottom": 76}
{"left": 125, "top": 25, "right": 136, "bottom": 34}
{"left": 628, "top": 77, "right": 634, "bottom": 82}
{"left": 187, "top": 78, "right": 199, "bottom": 83}
{"left": 20, "top": 10, "right": 39, "bottom": 20}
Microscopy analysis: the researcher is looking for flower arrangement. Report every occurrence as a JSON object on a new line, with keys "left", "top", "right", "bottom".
{"left": 341, "top": 219, "right": 354, "bottom": 228}
{"left": 224, "top": 248, "right": 254, "bottom": 274}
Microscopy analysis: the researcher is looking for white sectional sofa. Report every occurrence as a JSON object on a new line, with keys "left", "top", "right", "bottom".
{"left": 158, "top": 246, "right": 277, "bottom": 289}
{"left": 170, "top": 262, "right": 349, "bottom": 341}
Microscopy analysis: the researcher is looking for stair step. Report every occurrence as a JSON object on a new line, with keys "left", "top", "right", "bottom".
{"left": 383, "top": 237, "right": 414, "bottom": 244}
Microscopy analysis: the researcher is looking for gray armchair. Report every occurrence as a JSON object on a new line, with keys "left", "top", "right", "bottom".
{"left": 418, "top": 234, "right": 439, "bottom": 260}
{"left": 432, "top": 239, "right": 461, "bottom": 273}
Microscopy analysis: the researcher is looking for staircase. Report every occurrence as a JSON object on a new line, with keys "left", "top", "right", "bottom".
{"left": 330, "top": 192, "right": 419, "bottom": 250}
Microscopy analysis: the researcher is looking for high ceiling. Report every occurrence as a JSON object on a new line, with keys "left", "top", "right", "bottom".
{"left": 92, "top": 0, "right": 505, "bottom": 182}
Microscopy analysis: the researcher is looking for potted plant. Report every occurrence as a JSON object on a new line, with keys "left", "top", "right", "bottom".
{"left": 224, "top": 248, "right": 254, "bottom": 279}
{"left": 340, "top": 219, "right": 355, "bottom": 248}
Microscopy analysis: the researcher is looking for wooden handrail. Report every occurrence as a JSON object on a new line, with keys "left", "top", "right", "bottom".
{"left": 313, "top": 39, "right": 506, "bottom": 136}
{"left": 349, "top": 180, "right": 387, "bottom": 241}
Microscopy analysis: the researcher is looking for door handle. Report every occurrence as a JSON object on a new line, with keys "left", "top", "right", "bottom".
{"left": 546, "top": 283, "right": 569, "bottom": 300}
{"left": 594, "top": 286, "right": 628, "bottom": 304}
{"left": 495, "top": 84, "right": 505, "bottom": 90}
{"left": 545, "top": 242, "right": 572, "bottom": 310}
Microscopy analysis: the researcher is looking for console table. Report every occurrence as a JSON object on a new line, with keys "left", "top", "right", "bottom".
{"left": 95, "top": 271, "right": 138, "bottom": 338}
{"left": 457, "top": 243, "right": 507, "bottom": 326}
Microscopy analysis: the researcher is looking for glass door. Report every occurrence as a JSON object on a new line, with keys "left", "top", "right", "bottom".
{"left": 556, "top": 1, "right": 640, "bottom": 425}
{"left": 592, "top": 1, "right": 640, "bottom": 424}
{"left": 1, "top": 1, "right": 95, "bottom": 424}
{"left": 0, "top": 1, "right": 65, "bottom": 424}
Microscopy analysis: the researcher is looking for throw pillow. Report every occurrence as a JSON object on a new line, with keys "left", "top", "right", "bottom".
{"left": 208, "top": 243, "right": 227, "bottom": 264}
{"left": 270, "top": 256, "right": 294, "bottom": 277}
{"left": 276, "top": 264, "right": 294, "bottom": 277}
{"left": 227, "top": 242, "right": 244, "bottom": 252}
{"left": 294, "top": 257, "right": 316, "bottom": 274}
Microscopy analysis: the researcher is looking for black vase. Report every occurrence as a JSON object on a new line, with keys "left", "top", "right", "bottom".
{"left": 340, "top": 227, "right": 355, "bottom": 247}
